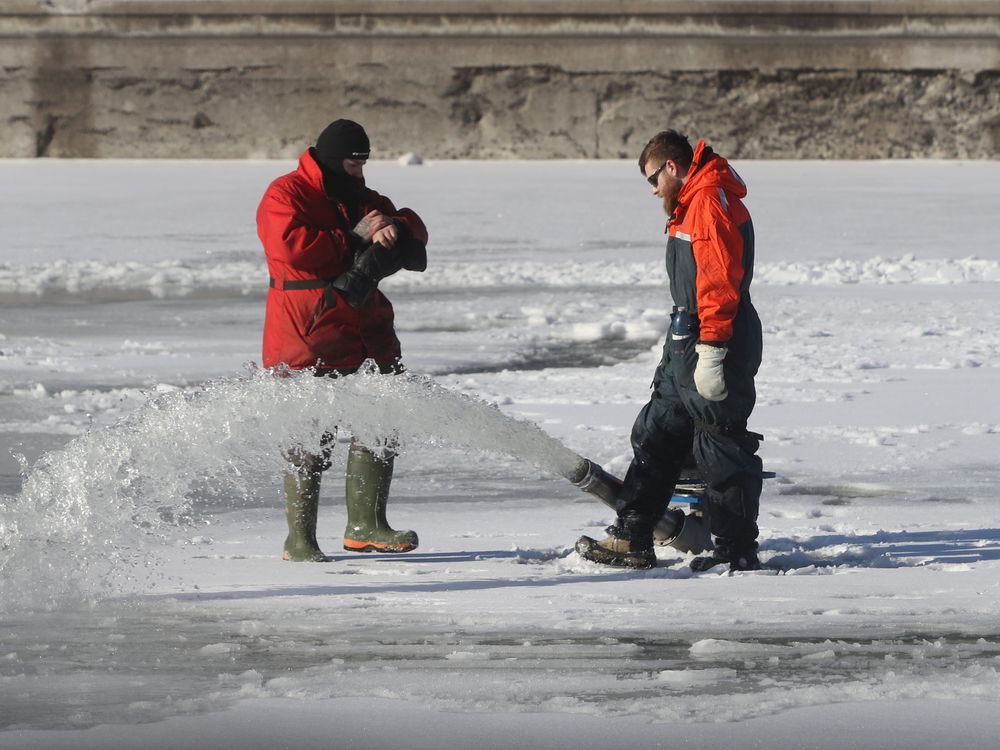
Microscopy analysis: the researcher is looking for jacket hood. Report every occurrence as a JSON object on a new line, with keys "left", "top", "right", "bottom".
{"left": 677, "top": 140, "right": 747, "bottom": 206}
{"left": 297, "top": 148, "right": 327, "bottom": 194}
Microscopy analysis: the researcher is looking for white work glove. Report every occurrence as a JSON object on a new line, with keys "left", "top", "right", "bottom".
{"left": 694, "top": 343, "right": 728, "bottom": 401}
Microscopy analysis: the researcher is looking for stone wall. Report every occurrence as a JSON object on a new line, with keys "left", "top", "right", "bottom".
{"left": 1, "top": 0, "right": 998, "bottom": 159}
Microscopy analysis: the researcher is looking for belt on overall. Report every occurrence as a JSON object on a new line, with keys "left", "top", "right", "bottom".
{"left": 270, "top": 277, "right": 339, "bottom": 306}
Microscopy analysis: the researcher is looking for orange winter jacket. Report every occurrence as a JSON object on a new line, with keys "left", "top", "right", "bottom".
{"left": 666, "top": 140, "right": 754, "bottom": 344}
{"left": 257, "top": 149, "right": 428, "bottom": 371}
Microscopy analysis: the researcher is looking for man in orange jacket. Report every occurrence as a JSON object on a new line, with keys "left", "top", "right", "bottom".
{"left": 576, "top": 130, "right": 764, "bottom": 572}
{"left": 257, "top": 119, "right": 428, "bottom": 561}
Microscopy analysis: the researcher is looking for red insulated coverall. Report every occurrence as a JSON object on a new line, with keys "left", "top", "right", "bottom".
{"left": 257, "top": 149, "right": 428, "bottom": 371}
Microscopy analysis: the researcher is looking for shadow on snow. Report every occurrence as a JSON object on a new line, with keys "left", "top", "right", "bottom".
{"left": 766, "top": 527, "right": 1000, "bottom": 569}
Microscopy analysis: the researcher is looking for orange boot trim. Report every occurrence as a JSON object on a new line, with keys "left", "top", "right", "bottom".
{"left": 343, "top": 538, "right": 417, "bottom": 554}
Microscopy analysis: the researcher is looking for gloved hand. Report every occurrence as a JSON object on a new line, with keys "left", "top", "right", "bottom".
{"left": 330, "top": 242, "right": 391, "bottom": 309}
{"left": 370, "top": 223, "right": 426, "bottom": 273}
{"left": 694, "top": 343, "right": 728, "bottom": 401}
{"left": 332, "top": 234, "right": 428, "bottom": 309}
{"left": 399, "top": 237, "right": 427, "bottom": 272}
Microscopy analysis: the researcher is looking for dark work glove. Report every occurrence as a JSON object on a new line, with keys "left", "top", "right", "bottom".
{"left": 399, "top": 237, "right": 427, "bottom": 272}
{"left": 332, "top": 237, "right": 427, "bottom": 309}
{"left": 331, "top": 242, "right": 403, "bottom": 309}
{"left": 329, "top": 267, "right": 374, "bottom": 309}
{"left": 367, "top": 221, "right": 425, "bottom": 273}
{"left": 371, "top": 224, "right": 426, "bottom": 272}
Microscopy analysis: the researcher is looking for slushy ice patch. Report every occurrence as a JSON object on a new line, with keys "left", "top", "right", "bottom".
{"left": 0, "top": 369, "right": 584, "bottom": 609}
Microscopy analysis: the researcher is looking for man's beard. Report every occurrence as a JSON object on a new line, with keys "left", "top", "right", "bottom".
{"left": 661, "top": 178, "right": 682, "bottom": 216}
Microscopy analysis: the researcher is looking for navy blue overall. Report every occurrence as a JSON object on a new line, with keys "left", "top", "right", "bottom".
{"left": 616, "top": 184, "right": 763, "bottom": 547}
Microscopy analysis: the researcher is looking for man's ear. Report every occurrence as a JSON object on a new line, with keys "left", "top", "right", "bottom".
{"left": 667, "top": 159, "right": 689, "bottom": 180}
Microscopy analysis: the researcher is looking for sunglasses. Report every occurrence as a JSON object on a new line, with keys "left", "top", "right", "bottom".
{"left": 646, "top": 162, "right": 667, "bottom": 186}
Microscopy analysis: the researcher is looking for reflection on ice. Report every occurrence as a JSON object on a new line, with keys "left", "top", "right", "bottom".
{"left": 3, "top": 595, "right": 999, "bottom": 730}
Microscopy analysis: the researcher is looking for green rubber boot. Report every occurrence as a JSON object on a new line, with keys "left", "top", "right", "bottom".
{"left": 343, "top": 443, "right": 418, "bottom": 553}
{"left": 282, "top": 455, "right": 328, "bottom": 562}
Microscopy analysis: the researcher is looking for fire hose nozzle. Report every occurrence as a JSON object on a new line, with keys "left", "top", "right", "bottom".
{"left": 566, "top": 457, "right": 713, "bottom": 555}
{"left": 567, "top": 458, "right": 622, "bottom": 508}
{"left": 656, "top": 508, "right": 712, "bottom": 554}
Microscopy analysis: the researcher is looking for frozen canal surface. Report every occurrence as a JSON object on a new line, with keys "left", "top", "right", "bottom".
{"left": 1, "top": 160, "right": 999, "bottom": 748}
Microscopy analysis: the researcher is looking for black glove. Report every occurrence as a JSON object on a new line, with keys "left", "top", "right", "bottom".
{"left": 330, "top": 245, "right": 382, "bottom": 309}
{"left": 331, "top": 237, "right": 427, "bottom": 309}
{"left": 365, "top": 222, "right": 426, "bottom": 273}
{"left": 331, "top": 242, "right": 403, "bottom": 309}
{"left": 398, "top": 237, "right": 427, "bottom": 272}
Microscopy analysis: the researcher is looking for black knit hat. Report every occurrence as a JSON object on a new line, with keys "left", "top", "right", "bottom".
{"left": 315, "top": 119, "right": 370, "bottom": 168}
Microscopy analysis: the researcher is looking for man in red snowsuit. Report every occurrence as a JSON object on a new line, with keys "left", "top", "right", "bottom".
{"left": 257, "top": 119, "right": 428, "bottom": 561}
{"left": 577, "top": 130, "right": 764, "bottom": 571}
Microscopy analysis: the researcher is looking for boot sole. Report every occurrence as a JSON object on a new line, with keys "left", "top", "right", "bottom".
{"left": 281, "top": 550, "right": 330, "bottom": 562}
{"left": 343, "top": 539, "right": 418, "bottom": 554}
{"left": 575, "top": 536, "right": 656, "bottom": 569}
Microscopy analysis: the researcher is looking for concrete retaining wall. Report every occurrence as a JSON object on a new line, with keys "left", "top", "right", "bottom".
{"left": 1, "top": 0, "right": 998, "bottom": 159}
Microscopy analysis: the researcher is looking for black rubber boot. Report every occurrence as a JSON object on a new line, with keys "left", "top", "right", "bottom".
{"left": 576, "top": 520, "right": 656, "bottom": 569}
{"left": 343, "top": 443, "right": 418, "bottom": 553}
{"left": 690, "top": 539, "right": 760, "bottom": 572}
{"left": 282, "top": 456, "right": 328, "bottom": 562}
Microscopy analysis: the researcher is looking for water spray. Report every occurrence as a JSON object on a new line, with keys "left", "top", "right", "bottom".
{"left": 1, "top": 368, "right": 720, "bottom": 609}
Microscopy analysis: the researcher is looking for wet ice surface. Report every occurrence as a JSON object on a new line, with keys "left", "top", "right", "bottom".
{"left": 1, "top": 160, "right": 999, "bottom": 746}
{"left": 5, "top": 599, "right": 1000, "bottom": 730}
{"left": 5, "top": 488, "right": 1000, "bottom": 731}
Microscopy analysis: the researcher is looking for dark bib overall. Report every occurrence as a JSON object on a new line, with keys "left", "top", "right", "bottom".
{"left": 616, "top": 220, "right": 764, "bottom": 545}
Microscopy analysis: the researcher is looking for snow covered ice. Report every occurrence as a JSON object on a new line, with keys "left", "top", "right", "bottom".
{"left": 1, "top": 159, "right": 999, "bottom": 749}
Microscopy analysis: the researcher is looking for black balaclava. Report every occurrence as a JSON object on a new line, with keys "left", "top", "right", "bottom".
{"left": 312, "top": 119, "right": 371, "bottom": 215}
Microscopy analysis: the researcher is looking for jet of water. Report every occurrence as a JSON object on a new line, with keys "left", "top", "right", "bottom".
{"left": 0, "top": 368, "right": 587, "bottom": 609}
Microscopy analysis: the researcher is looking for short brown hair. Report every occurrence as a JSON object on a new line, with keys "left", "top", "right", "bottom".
{"left": 638, "top": 130, "right": 694, "bottom": 175}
